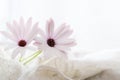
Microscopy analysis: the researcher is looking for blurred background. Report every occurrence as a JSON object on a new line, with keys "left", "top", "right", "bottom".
{"left": 1, "top": 0, "right": 120, "bottom": 52}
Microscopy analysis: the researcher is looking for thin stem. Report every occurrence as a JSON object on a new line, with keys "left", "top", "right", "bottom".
{"left": 19, "top": 56, "right": 23, "bottom": 62}
{"left": 23, "top": 50, "right": 42, "bottom": 65}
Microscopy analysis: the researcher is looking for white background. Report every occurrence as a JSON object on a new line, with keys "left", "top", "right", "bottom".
{"left": 1, "top": 0, "right": 120, "bottom": 51}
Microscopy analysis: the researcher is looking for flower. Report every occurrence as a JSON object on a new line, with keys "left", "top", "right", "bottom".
{"left": 1, "top": 17, "right": 39, "bottom": 58}
{"left": 34, "top": 19, "right": 76, "bottom": 58}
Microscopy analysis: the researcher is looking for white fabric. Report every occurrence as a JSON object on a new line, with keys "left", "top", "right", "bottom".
{"left": 0, "top": 50, "right": 22, "bottom": 80}
{"left": 18, "top": 50, "right": 120, "bottom": 80}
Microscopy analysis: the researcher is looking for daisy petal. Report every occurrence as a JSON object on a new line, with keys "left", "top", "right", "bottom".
{"left": 38, "top": 28, "right": 46, "bottom": 39}
{"left": 26, "top": 46, "right": 36, "bottom": 51}
{"left": 25, "top": 17, "right": 32, "bottom": 34}
{"left": 19, "top": 17, "right": 24, "bottom": 27}
{"left": 56, "top": 39, "right": 76, "bottom": 48}
{"left": 58, "top": 42, "right": 76, "bottom": 48}
{"left": 54, "top": 23, "right": 66, "bottom": 38}
{"left": 3, "top": 42, "right": 17, "bottom": 51}
{"left": 6, "top": 23, "right": 17, "bottom": 38}
{"left": 46, "top": 19, "right": 54, "bottom": 37}
{"left": 34, "top": 37, "right": 41, "bottom": 42}
{"left": 56, "top": 39, "right": 76, "bottom": 47}
{"left": 55, "top": 45, "right": 71, "bottom": 52}
{"left": 13, "top": 20, "right": 21, "bottom": 40}
{"left": 20, "top": 48, "right": 26, "bottom": 58}
{"left": 19, "top": 17, "right": 25, "bottom": 38}
{"left": 33, "top": 38, "right": 45, "bottom": 50}
{"left": 12, "top": 47, "right": 20, "bottom": 59}
{"left": 26, "top": 17, "right": 32, "bottom": 29}
{"left": 0, "top": 31, "right": 17, "bottom": 42}
{"left": 54, "top": 25, "right": 70, "bottom": 39}
{"left": 56, "top": 30, "right": 73, "bottom": 40}
{"left": 6, "top": 22, "right": 14, "bottom": 32}
{"left": 33, "top": 42, "right": 41, "bottom": 47}
{"left": 43, "top": 47, "right": 66, "bottom": 58}
{"left": 7, "top": 22, "right": 19, "bottom": 40}
{"left": 26, "top": 23, "right": 39, "bottom": 43}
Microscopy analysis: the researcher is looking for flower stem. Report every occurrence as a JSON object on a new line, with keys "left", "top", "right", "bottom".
{"left": 19, "top": 50, "right": 42, "bottom": 65}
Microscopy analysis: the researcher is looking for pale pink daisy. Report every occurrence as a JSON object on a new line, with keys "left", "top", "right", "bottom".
{"left": 1, "top": 17, "right": 39, "bottom": 58}
{"left": 34, "top": 19, "right": 76, "bottom": 58}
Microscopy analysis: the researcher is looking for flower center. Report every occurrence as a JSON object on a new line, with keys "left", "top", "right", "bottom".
{"left": 47, "top": 38, "right": 55, "bottom": 47}
{"left": 18, "top": 40, "right": 27, "bottom": 47}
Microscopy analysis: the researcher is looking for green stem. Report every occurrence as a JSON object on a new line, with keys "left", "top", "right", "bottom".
{"left": 19, "top": 56, "right": 23, "bottom": 62}
{"left": 19, "top": 50, "right": 42, "bottom": 65}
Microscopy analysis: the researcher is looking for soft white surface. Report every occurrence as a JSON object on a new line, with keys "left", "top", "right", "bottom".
{"left": 0, "top": 50, "right": 22, "bottom": 80}
{"left": 0, "top": 49, "right": 120, "bottom": 80}
{"left": 18, "top": 50, "right": 120, "bottom": 80}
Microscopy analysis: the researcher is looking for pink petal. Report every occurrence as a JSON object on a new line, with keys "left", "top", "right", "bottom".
{"left": 6, "top": 22, "right": 14, "bottom": 33}
{"left": 35, "top": 44, "right": 44, "bottom": 50}
{"left": 13, "top": 20, "right": 21, "bottom": 40}
{"left": 20, "top": 48, "right": 26, "bottom": 58}
{"left": 43, "top": 47, "right": 66, "bottom": 58}
{"left": 55, "top": 45, "right": 71, "bottom": 52}
{"left": 38, "top": 28, "right": 46, "bottom": 39}
{"left": 55, "top": 28, "right": 69, "bottom": 39}
{"left": 25, "top": 17, "right": 32, "bottom": 34}
{"left": 33, "top": 37, "right": 44, "bottom": 47}
{"left": 34, "top": 37, "right": 41, "bottom": 42}
{"left": 56, "top": 39, "right": 76, "bottom": 47}
{"left": 0, "top": 31, "right": 17, "bottom": 42}
{"left": 6, "top": 22, "right": 19, "bottom": 40}
{"left": 26, "top": 22, "right": 39, "bottom": 43}
{"left": 19, "top": 17, "right": 25, "bottom": 39}
{"left": 60, "top": 41, "right": 76, "bottom": 47}
{"left": 3, "top": 43, "right": 16, "bottom": 51}
{"left": 54, "top": 24, "right": 70, "bottom": 39}
{"left": 34, "top": 42, "right": 41, "bottom": 46}
{"left": 33, "top": 37, "right": 46, "bottom": 50}
{"left": 56, "top": 30, "right": 73, "bottom": 40}
{"left": 56, "top": 38, "right": 75, "bottom": 44}
{"left": 54, "top": 23, "right": 67, "bottom": 37}
{"left": 46, "top": 19, "right": 54, "bottom": 37}
{"left": 41, "top": 46, "right": 56, "bottom": 57}
{"left": 12, "top": 47, "right": 20, "bottom": 59}
{"left": 19, "top": 17, "right": 24, "bottom": 26}
{"left": 26, "top": 46, "right": 36, "bottom": 51}
{"left": 26, "top": 17, "right": 32, "bottom": 28}
{"left": 34, "top": 42, "right": 47, "bottom": 50}
{"left": 14, "top": 19, "right": 22, "bottom": 35}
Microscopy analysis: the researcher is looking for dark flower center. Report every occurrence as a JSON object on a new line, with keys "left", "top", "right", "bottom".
{"left": 47, "top": 38, "right": 55, "bottom": 47}
{"left": 18, "top": 40, "right": 27, "bottom": 47}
